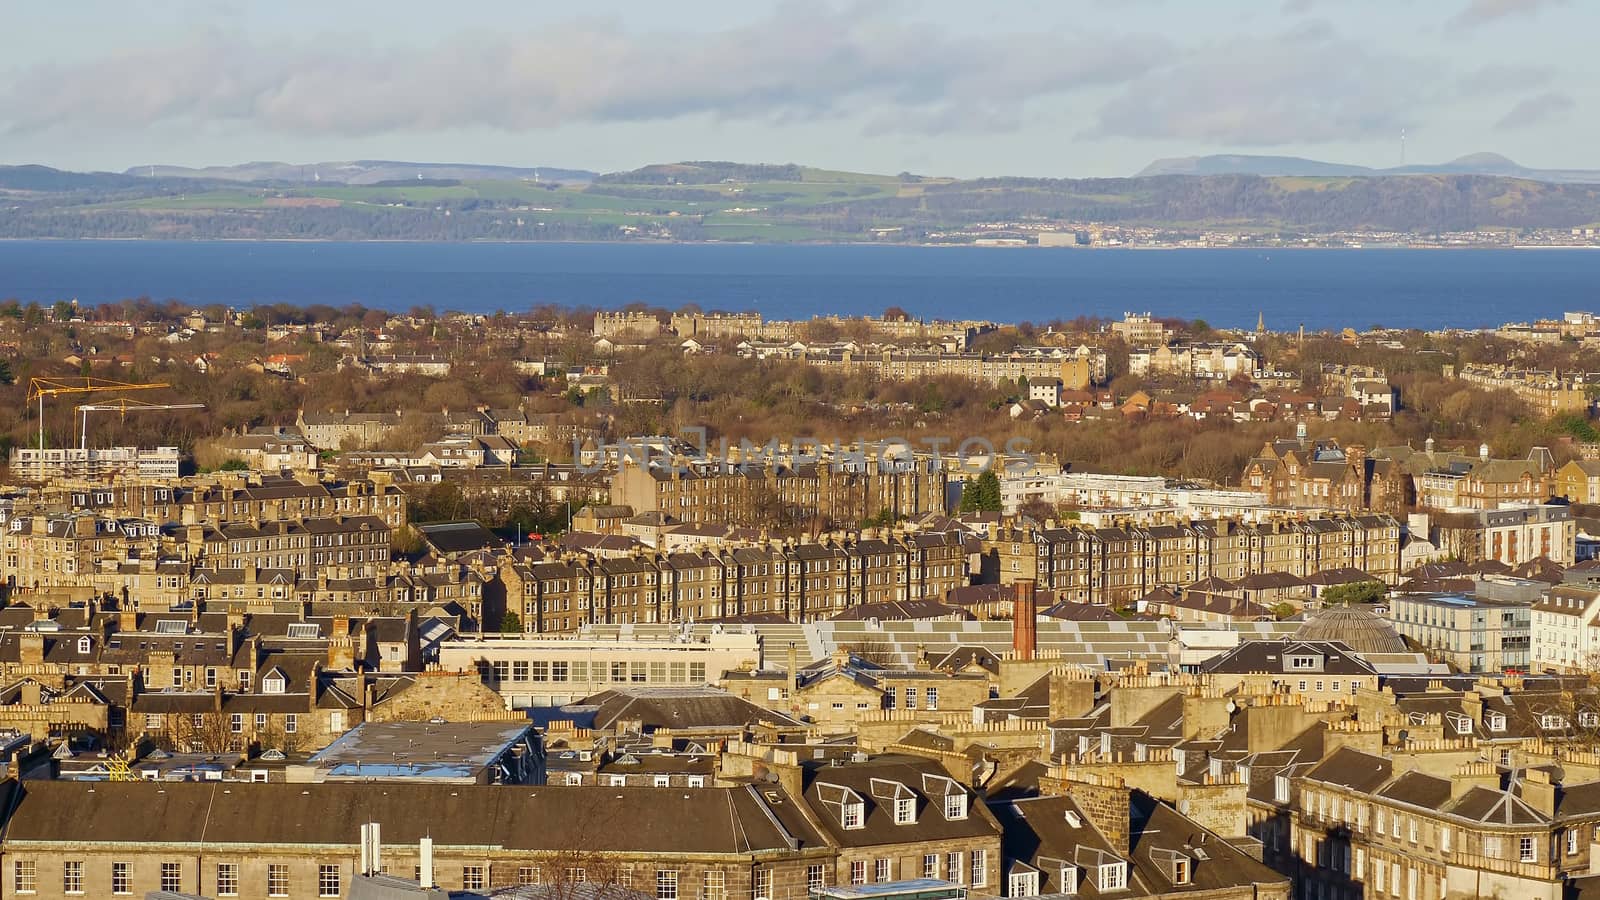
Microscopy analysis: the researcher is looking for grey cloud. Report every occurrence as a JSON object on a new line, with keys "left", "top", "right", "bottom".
{"left": 1089, "top": 26, "right": 1427, "bottom": 145}
{"left": 1455, "top": 63, "right": 1555, "bottom": 95}
{"left": 0, "top": 8, "right": 1169, "bottom": 139}
{"left": 1494, "top": 91, "right": 1575, "bottom": 130}
{"left": 1448, "top": 0, "right": 1568, "bottom": 28}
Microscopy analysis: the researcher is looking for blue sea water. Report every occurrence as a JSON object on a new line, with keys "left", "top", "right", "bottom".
{"left": 0, "top": 240, "right": 1596, "bottom": 330}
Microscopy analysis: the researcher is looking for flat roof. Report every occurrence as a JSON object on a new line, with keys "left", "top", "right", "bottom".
{"left": 307, "top": 721, "right": 532, "bottom": 780}
{"left": 814, "top": 881, "right": 966, "bottom": 900}
{"left": 1394, "top": 593, "right": 1530, "bottom": 609}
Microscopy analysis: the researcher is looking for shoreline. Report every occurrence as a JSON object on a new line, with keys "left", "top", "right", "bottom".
{"left": 1, "top": 236, "right": 1599, "bottom": 251}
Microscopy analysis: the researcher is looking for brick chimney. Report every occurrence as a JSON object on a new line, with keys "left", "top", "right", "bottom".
{"left": 1012, "top": 579, "right": 1038, "bottom": 661}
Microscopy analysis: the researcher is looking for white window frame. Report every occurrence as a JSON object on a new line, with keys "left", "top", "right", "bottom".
{"left": 1097, "top": 862, "right": 1126, "bottom": 892}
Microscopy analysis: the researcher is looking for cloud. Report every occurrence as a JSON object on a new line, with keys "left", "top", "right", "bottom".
{"left": 1454, "top": 63, "right": 1554, "bottom": 95}
{"left": 1088, "top": 24, "right": 1429, "bottom": 145}
{"left": 0, "top": 7, "right": 1169, "bottom": 139}
{"left": 1448, "top": 0, "right": 1568, "bottom": 28}
{"left": 1494, "top": 91, "right": 1576, "bottom": 130}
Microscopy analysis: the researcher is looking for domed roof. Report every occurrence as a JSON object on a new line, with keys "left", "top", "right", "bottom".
{"left": 1293, "top": 605, "right": 1406, "bottom": 655}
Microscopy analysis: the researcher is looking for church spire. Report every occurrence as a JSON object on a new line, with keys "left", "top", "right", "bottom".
{"left": 1256, "top": 311, "right": 1266, "bottom": 334}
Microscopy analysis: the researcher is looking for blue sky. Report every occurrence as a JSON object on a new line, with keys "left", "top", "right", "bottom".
{"left": 0, "top": 0, "right": 1590, "bottom": 177}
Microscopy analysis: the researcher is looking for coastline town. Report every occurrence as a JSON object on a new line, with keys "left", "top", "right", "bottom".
{"left": 3, "top": 302, "right": 1600, "bottom": 900}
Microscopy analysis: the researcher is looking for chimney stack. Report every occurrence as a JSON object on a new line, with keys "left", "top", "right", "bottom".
{"left": 419, "top": 837, "right": 435, "bottom": 888}
{"left": 1013, "top": 579, "right": 1038, "bottom": 661}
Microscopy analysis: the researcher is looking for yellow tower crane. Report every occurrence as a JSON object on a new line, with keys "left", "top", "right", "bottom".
{"left": 75, "top": 398, "right": 206, "bottom": 450}
{"left": 25, "top": 378, "right": 171, "bottom": 480}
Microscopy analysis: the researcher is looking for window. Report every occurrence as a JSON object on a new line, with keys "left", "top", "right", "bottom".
{"left": 947, "top": 853, "right": 964, "bottom": 885}
{"left": 923, "top": 855, "right": 939, "bottom": 879}
{"left": 218, "top": 863, "right": 239, "bottom": 896}
{"left": 568, "top": 869, "right": 588, "bottom": 883}
{"left": 850, "top": 861, "right": 867, "bottom": 885}
{"left": 755, "top": 868, "right": 772, "bottom": 900}
{"left": 464, "top": 866, "right": 487, "bottom": 891}
{"left": 806, "top": 865, "right": 825, "bottom": 893}
{"left": 926, "top": 687, "right": 939, "bottom": 710}
{"left": 263, "top": 672, "right": 286, "bottom": 693}
{"left": 231, "top": 713, "right": 244, "bottom": 733}
{"left": 1521, "top": 836, "right": 1537, "bottom": 862}
{"left": 703, "top": 870, "right": 726, "bottom": 900}
{"left": 1059, "top": 866, "right": 1078, "bottom": 896}
{"left": 1097, "top": 862, "right": 1125, "bottom": 892}
{"left": 268, "top": 863, "right": 288, "bottom": 897}
{"left": 971, "top": 850, "right": 987, "bottom": 887}
{"left": 1392, "top": 814, "right": 1401, "bottom": 839}
{"left": 320, "top": 864, "right": 341, "bottom": 897}
{"left": 1009, "top": 870, "right": 1039, "bottom": 898}
{"left": 285, "top": 713, "right": 298, "bottom": 733}
{"left": 112, "top": 862, "right": 131, "bottom": 895}
{"left": 1570, "top": 829, "right": 1581, "bottom": 856}
{"left": 875, "top": 859, "right": 891, "bottom": 883}
{"left": 905, "top": 687, "right": 917, "bottom": 709}
{"left": 842, "top": 801, "right": 864, "bottom": 829}
{"left": 162, "top": 862, "right": 183, "bottom": 893}
{"left": 14, "top": 860, "right": 36, "bottom": 894}
{"left": 1171, "top": 858, "right": 1190, "bottom": 885}
{"left": 658, "top": 870, "right": 680, "bottom": 900}
{"left": 895, "top": 797, "right": 915, "bottom": 824}
{"left": 945, "top": 793, "right": 968, "bottom": 819}
{"left": 62, "top": 861, "right": 83, "bottom": 895}
{"left": 519, "top": 867, "right": 542, "bottom": 885}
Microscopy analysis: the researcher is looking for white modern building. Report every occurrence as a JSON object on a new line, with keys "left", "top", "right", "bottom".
{"left": 437, "top": 631, "right": 763, "bottom": 708}
{"left": 1529, "top": 584, "right": 1600, "bottom": 672}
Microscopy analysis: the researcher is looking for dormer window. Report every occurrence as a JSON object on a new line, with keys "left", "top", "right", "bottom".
{"left": 842, "top": 800, "right": 864, "bottom": 829}
{"left": 894, "top": 797, "right": 915, "bottom": 825}
{"left": 1541, "top": 714, "right": 1569, "bottom": 730}
{"left": 1097, "top": 863, "right": 1127, "bottom": 892}
{"left": 1274, "top": 775, "right": 1290, "bottom": 803}
{"left": 1170, "top": 857, "right": 1191, "bottom": 886}
{"left": 1059, "top": 866, "right": 1078, "bottom": 896}
{"left": 1582, "top": 712, "right": 1599, "bottom": 728}
{"left": 262, "top": 670, "right": 287, "bottom": 694}
{"left": 77, "top": 636, "right": 91, "bottom": 654}
{"left": 945, "top": 793, "right": 968, "bottom": 820}
{"left": 1487, "top": 712, "right": 1507, "bottom": 733}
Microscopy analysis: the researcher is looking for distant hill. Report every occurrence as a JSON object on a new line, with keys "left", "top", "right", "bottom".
{"left": 124, "top": 160, "right": 598, "bottom": 185}
{"left": 596, "top": 161, "right": 811, "bottom": 185}
{"left": 1137, "top": 152, "right": 1600, "bottom": 184}
{"left": 9, "top": 158, "right": 1600, "bottom": 240}
{"left": 0, "top": 164, "right": 159, "bottom": 192}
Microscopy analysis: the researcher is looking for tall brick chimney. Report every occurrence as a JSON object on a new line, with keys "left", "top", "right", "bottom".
{"left": 1012, "top": 579, "right": 1038, "bottom": 661}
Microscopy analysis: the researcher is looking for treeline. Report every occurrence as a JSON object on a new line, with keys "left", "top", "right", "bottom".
{"left": 0, "top": 208, "right": 650, "bottom": 242}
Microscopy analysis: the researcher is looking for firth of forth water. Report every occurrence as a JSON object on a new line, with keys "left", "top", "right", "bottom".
{"left": 2, "top": 241, "right": 1597, "bottom": 330}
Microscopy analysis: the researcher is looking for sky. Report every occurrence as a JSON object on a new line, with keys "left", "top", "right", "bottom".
{"left": 0, "top": 0, "right": 1592, "bottom": 178}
